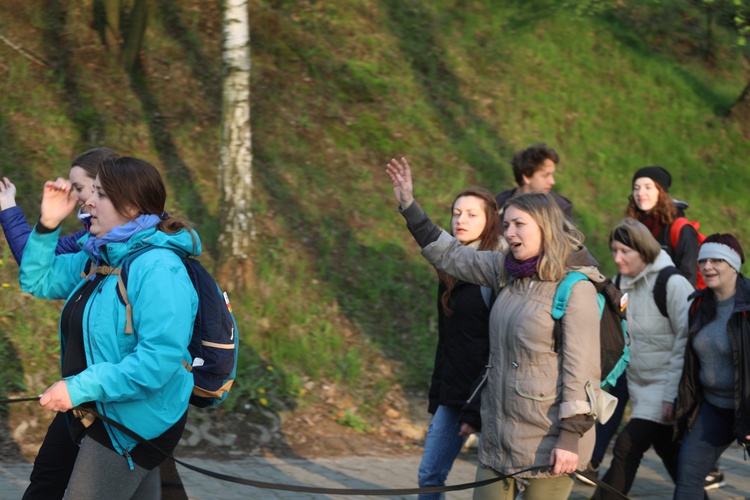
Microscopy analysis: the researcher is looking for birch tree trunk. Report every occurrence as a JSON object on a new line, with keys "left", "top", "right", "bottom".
{"left": 218, "top": 0, "right": 254, "bottom": 291}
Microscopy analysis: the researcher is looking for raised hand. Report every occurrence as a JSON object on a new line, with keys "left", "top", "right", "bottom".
{"left": 385, "top": 157, "right": 415, "bottom": 209}
{"left": 0, "top": 177, "right": 17, "bottom": 210}
{"left": 40, "top": 178, "right": 77, "bottom": 229}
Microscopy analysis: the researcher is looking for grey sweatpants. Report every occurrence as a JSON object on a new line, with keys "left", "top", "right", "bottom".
{"left": 63, "top": 436, "right": 161, "bottom": 500}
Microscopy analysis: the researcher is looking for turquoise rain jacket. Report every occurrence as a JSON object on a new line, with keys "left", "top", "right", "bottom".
{"left": 20, "top": 224, "right": 199, "bottom": 462}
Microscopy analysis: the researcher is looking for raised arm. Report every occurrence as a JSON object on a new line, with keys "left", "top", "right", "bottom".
{"left": 385, "top": 157, "right": 415, "bottom": 209}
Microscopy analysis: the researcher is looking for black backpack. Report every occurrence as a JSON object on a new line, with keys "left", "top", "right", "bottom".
{"left": 615, "top": 266, "right": 682, "bottom": 318}
{"left": 86, "top": 246, "right": 239, "bottom": 408}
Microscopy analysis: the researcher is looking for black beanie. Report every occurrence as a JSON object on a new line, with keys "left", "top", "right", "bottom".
{"left": 632, "top": 166, "right": 671, "bottom": 192}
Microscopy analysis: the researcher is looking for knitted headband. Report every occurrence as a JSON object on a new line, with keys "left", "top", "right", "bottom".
{"left": 698, "top": 242, "right": 742, "bottom": 273}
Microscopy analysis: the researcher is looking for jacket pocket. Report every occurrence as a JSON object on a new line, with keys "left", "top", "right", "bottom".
{"left": 515, "top": 379, "right": 558, "bottom": 402}
{"left": 514, "top": 378, "right": 558, "bottom": 430}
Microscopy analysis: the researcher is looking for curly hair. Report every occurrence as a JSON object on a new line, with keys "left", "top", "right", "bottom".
{"left": 625, "top": 182, "right": 678, "bottom": 226}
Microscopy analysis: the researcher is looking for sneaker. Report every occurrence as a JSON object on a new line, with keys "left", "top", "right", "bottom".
{"left": 576, "top": 462, "right": 599, "bottom": 487}
{"left": 704, "top": 467, "right": 726, "bottom": 491}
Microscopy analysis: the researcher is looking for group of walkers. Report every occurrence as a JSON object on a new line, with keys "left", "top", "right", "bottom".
{"left": 2, "top": 141, "right": 747, "bottom": 500}
{"left": 385, "top": 144, "right": 750, "bottom": 499}
{"left": 0, "top": 148, "right": 194, "bottom": 499}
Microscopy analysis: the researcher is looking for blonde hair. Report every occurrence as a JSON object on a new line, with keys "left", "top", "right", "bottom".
{"left": 500, "top": 192, "right": 585, "bottom": 284}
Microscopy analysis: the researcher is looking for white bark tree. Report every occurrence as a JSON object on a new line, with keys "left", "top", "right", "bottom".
{"left": 218, "top": 0, "right": 254, "bottom": 291}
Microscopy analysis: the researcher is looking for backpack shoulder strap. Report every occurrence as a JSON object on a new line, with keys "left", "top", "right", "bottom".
{"left": 551, "top": 271, "right": 588, "bottom": 320}
{"left": 670, "top": 217, "right": 690, "bottom": 251}
{"left": 117, "top": 246, "right": 163, "bottom": 334}
{"left": 653, "top": 266, "right": 681, "bottom": 318}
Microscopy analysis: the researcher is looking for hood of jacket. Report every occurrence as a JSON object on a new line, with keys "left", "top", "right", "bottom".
{"left": 567, "top": 245, "right": 606, "bottom": 283}
{"left": 618, "top": 249, "right": 675, "bottom": 289}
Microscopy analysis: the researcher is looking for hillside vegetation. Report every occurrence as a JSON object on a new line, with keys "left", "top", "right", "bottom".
{"left": 1, "top": 0, "right": 749, "bottom": 455}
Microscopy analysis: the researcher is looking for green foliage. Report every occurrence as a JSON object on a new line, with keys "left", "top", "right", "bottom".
{"left": 2, "top": 0, "right": 750, "bottom": 427}
{"left": 335, "top": 409, "right": 372, "bottom": 433}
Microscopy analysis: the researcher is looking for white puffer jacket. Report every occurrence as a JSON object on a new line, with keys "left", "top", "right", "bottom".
{"left": 616, "top": 250, "right": 693, "bottom": 423}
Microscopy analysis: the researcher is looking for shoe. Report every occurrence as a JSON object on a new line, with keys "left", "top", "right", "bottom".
{"left": 704, "top": 467, "right": 726, "bottom": 491}
{"left": 576, "top": 462, "right": 599, "bottom": 487}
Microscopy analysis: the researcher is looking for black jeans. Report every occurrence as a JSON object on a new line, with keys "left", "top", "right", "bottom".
{"left": 592, "top": 418, "right": 680, "bottom": 499}
{"left": 22, "top": 411, "right": 188, "bottom": 500}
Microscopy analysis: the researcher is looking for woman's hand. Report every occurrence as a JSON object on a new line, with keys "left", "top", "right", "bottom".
{"left": 550, "top": 447, "right": 578, "bottom": 475}
{"left": 385, "top": 157, "right": 415, "bottom": 209}
{"left": 458, "top": 423, "right": 478, "bottom": 436}
{"left": 40, "top": 178, "right": 77, "bottom": 229}
{"left": 39, "top": 380, "right": 72, "bottom": 413}
{"left": 0, "top": 177, "right": 17, "bottom": 210}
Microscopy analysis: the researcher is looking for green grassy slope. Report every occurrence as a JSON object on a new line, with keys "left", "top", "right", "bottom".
{"left": 1, "top": 0, "right": 749, "bottom": 434}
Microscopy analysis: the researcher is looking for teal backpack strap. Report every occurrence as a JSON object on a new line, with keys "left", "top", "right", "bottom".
{"left": 552, "top": 271, "right": 589, "bottom": 320}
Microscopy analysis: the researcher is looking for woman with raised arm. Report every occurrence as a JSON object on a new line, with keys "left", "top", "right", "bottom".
{"left": 417, "top": 187, "right": 502, "bottom": 500}
{"left": 386, "top": 157, "right": 602, "bottom": 500}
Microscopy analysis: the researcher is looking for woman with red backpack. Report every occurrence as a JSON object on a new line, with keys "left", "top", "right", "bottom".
{"left": 626, "top": 166, "right": 701, "bottom": 287}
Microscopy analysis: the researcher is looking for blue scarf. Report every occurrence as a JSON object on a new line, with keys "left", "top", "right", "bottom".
{"left": 83, "top": 214, "right": 162, "bottom": 261}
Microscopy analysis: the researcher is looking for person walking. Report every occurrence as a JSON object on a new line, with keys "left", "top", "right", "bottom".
{"left": 673, "top": 234, "right": 750, "bottom": 499}
{"left": 417, "top": 188, "right": 502, "bottom": 499}
{"left": 591, "top": 218, "right": 693, "bottom": 499}
{"left": 19, "top": 156, "right": 199, "bottom": 499}
{"left": 495, "top": 143, "right": 573, "bottom": 221}
{"left": 387, "top": 157, "right": 602, "bottom": 500}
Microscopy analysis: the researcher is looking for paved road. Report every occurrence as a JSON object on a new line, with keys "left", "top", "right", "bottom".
{"left": 0, "top": 444, "right": 747, "bottom": 499}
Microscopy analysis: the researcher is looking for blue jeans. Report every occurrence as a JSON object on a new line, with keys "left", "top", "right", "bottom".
{"left": 418, "top": 405, "right": 468, "bottom": 500}
{"left": 673, "top": 401, "right": 733, "bottom": 500}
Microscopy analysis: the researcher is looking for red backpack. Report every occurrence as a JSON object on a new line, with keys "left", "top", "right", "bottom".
{"left": 670, "top": 217, "right": 707, "bottom": 290}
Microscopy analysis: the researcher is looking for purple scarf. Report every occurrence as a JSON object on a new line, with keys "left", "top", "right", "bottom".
{"left": 505, "top": 254, "right": 540, "bottom": 279}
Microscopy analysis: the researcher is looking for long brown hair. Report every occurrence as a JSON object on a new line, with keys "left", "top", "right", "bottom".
{"left": 625, "top": 182, "right": 678, "bottom": 225}
{"left": 439, "top": 188, "right": 501, "bottom": 316}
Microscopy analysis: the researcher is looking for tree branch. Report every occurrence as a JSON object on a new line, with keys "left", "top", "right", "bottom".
{"left": 0, "top": 33, "right": 51, "bottom": 68}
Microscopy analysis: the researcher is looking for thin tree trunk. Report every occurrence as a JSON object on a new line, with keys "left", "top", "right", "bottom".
{"left": 218, "top": 0, "right": 254, "bottom": 292}
{"left": 102, "top": 0, "right": 120, "bottom": 56}
{"left": 121, "top": 0, "right": 150, "bottom": 73}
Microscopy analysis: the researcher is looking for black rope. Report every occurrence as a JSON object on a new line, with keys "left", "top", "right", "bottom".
{"left": 0, "top": 397, "right": 629, "bottom": 497}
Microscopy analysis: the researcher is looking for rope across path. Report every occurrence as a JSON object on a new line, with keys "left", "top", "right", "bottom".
{"left": 0, "top": 397, "right": 629, "bottom": 497}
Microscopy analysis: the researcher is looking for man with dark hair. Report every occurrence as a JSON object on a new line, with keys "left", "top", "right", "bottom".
{"left": 495, "top": 143, "right": 573, "bottom": 221}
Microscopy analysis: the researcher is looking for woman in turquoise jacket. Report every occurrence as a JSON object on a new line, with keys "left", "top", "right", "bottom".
{"left": 20, "top": 156, "right": 198, "bottom": 499}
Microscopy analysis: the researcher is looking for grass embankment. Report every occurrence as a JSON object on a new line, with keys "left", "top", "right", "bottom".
{"left": 0, "top": 0, "right": 749, "bottom": 446}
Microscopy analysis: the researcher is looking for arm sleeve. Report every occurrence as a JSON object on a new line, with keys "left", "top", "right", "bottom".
{"left": 0, "top": 206, "right": 33, "bottom": 265}
{"left": 398, "top": 201, "right": 443, "bottom": 248}
{"left": 663, "top": 274, "right": 694, "bottom": 403}
{"left": 19, "top": 224, "right": 88, "bottom": 299}
{"left": 556, "top": 280, "right": 600, "bottom": 453}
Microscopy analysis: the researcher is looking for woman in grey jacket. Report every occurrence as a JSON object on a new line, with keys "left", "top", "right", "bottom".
{"left": 386, "top": 157, "right": 602, "bottom": 500}
{"left": 592, "top": 218, "right": 693, "bottom": 499}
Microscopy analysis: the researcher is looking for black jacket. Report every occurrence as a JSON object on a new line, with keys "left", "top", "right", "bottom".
{"left": 674, "top": 273, "right": 750, "bottom": 445}
{"left": 428, "top": 279, "right": 490, "bottom": 414}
